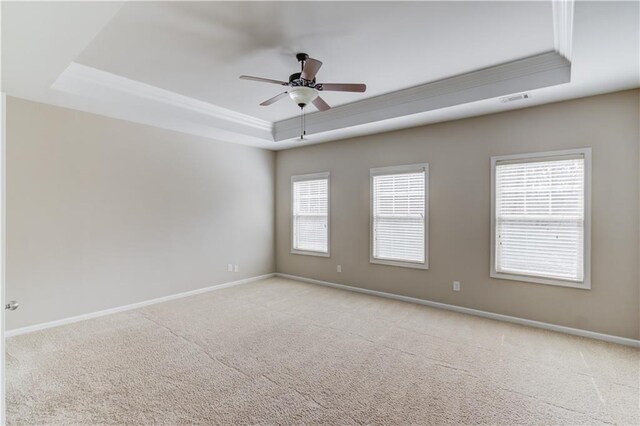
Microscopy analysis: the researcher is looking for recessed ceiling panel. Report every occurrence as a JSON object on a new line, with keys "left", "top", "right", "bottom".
{"left": 77, "top": 1, "right": 555, "bottom": 122}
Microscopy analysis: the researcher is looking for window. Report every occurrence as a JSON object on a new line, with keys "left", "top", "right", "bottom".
{"left": 291, "top": 172, "right": 329, "bottom": 256}
{"left": 491, "top": 148, "right": 591, "bottom": 289}
{"left": 370, "top": 164, "right": 429, "bottom": 269}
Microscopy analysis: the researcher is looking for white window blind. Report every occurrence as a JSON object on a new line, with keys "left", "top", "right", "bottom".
{"left": 292, "top": 174, "right": 329, "bottom": 255}
{"left": 494, "top": 154, "right": 586, "bottom": 283}
{"left": 371, "top": 165, "right": 428, "bottom": 267}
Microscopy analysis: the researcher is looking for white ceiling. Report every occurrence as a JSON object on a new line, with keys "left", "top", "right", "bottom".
{"left": 2, "top": 1, "right": 639, "bottom": 150}
{"left": 76, "top": 1, "right": 554, "bottom": 122}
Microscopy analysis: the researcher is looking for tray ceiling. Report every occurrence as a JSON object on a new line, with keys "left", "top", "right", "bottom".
{"left": 76, "top": 1, "right": 555, "bottom": 122}
{"left": 2, "top": 1, "right": 638, "bottom": 150}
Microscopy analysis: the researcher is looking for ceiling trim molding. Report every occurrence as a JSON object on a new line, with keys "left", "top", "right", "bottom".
{"left": 274, "top": 51, "right": 571, "bottom": 141}
{"left": 49, "top": 52, "right": 572, "bottom": 147}
{"left": 52, "top": 63, "right": 274, "bottom": 135}
{"left": 552, "top": 0, "right": 574, "bottom": 60}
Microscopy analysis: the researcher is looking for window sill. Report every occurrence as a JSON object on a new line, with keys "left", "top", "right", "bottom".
{"left": 370, "top": 258, "right": 429, "bottom": 270}
{"left": 490, "top": 271, "right": 590, "bottom": 289}
{"left": 291, "top": 249, "right": 330, "bottom": 258}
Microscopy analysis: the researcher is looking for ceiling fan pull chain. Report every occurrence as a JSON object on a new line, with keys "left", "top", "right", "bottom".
{"left": 300, "top": 106, "right": 304, "bottom": 140}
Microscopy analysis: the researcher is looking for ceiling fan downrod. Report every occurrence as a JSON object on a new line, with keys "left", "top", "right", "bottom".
{"left": 296, "top": 52, "right": 309, "bottom": 74}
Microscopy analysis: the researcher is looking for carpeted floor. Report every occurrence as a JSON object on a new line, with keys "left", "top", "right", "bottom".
{"left": 6, "top": 277, "right": 639, "bottom": 425}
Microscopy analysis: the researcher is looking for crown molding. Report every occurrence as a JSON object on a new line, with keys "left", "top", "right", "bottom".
{"left": 51, "top": 63, "right": 274, "bottom": 142}
{"left": 274, "top": 51, "right": 571, "bottom": 141}
{"left": 552, "top": 0, "right": 574, "bottom": 60}
{"left": 49, "top": 51, "right": 572, "bottom": 148}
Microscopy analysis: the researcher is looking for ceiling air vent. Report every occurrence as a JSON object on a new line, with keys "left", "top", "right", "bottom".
{"left": 500, "top": 93, "right": 530, "bottom": 103}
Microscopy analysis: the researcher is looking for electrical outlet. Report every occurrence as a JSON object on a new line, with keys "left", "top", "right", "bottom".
{"left": 453, "top": 281, "right": 461, "bottom": 292}
{"left": 337, "top": 265, "right": 342, "bottom": 273}
{"left": 227, "top": 264, "right": 233, "bottom": 272}
{"left": 234, "top": 265, "right": 239, "bottom": 272}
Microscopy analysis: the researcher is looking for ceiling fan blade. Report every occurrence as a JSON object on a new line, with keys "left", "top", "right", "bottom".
{"left": 240, "top": 75, "right": 288, "bottom": 85}
{"left": 260, "top": 92, "right": 289, "bottom": 106}
{"left": 301, "top": 58, "right": 323, "bottom": 81}
{"left": 319, "top": 83, "right": 366, "bottom": 93}
{"left": 312, "top": 96, "right": 331, "bottom": 111}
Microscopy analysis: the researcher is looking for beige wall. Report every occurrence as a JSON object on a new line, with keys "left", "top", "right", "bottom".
{"left": 7, "top": 90, "right": 639, "bottom": 339}
{"left": 276, "top": 90, "right": 640, "bottom": 340}
{"left": 6, "top": 97, "right": 275, "bottom": 330}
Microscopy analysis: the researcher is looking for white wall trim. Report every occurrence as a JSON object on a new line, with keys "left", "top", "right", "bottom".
{"left": 46, "top": 52, "right": 573, "bottom": 149}
{"left": 50, "top": 63, "right": 275, "bottom": 148}
{"left": 54, "top": 63, "right": 273, "bottom": 133}
{"left": 490, "top": 148, "right": 591, "bottom": 289}
{"left": 274, "top": 51, "right": 571, "bottom": 140}
{"left": 1, "top": 92, "right": 7, "bottom": 425}
{"left": 291, "top": 171, "right": 331, "bottom": 258}
{"left": 7, "top": 271, "right": 639, "bottom": 348}
{"left": 552, "top": 0, "right": 574, "bottom": 60}
{"left": 370, "top": 163, "right": 429, "bottom": 270}
{"left": 276, "top": 273, "right": 640, "bottom": 348}
{"left": 6, "top": 273, "right": 275, "bottom": 338}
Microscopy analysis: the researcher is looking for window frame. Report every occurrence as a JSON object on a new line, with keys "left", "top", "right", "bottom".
{"left": 291, "top": 171, "right": 331, "bottom": 257}
{"left": 370, "top": 163, "right": 429, "bottom": 270}
{"left": 490, "top": 148, "right": 592, "bottom": 289}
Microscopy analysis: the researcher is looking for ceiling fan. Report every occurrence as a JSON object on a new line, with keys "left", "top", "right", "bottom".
{"left": 239, "top": 53, "right": 367, "bottom": 139}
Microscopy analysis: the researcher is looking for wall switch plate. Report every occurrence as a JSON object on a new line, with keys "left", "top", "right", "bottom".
{"left": 453, "top": 281, "right": 461, "bottom": 291}
{"left": 337, "top": 265, "right": 342, "bottom": 273}
{"left": 227, "top": 264, "right": 233, "bottom": 272}
{"left": 234, "top": 265, "right": 239, "bottom": 272}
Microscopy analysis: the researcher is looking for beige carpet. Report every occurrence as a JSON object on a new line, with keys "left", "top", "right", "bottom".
{"left": 6, "top": 277, "right": 639, "bottom": 425}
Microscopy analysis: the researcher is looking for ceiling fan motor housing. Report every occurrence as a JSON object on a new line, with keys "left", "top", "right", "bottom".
{"left": 289, "top": 73, "right": 302, "bottom": 83}
{"left": 290, "top": 73, "right": 317, "bottom": 87}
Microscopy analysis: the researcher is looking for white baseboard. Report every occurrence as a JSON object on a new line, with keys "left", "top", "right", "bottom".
{"left": 6, "top": 273, "right": 276, "bottom": 337}
{"left": 9, "top": 271, "right": 638, "bottom": 348}
{"left": 276, "top": 273, "right": 640, "bottom": 348}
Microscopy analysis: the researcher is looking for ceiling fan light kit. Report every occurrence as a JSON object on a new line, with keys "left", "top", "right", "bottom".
{"left": 239, "top": 52, "right": 367, "bottom": 140}
{"left": 288, "top": 86, "right": 318, "bottom": 108}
